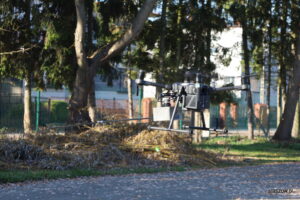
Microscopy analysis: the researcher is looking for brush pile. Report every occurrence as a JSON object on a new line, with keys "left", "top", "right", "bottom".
{"left": 123, "top": 130, "right": 217, "bottom": 166}
{"left": 0, "top": 124, "right": 218, "bottom": 170}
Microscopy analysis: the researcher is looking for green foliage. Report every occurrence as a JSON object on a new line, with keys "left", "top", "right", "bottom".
{"left": 251, "top": 46, "right": 264, "bottom": 76}
{"left": 40, "top": 0, "right": 77, "bottom": 89}
{"left": 210, "top": 90, "right": 237, "bottom": 104}
{"left": 0, "top": 0, "right": 44, "bottom": 82}
{"left": 0, "top": 127, "right": 8, "bottom": 134}
{"left": 0, "top": 100, "right": 68, "bottom": 129}
{"left": 46, "top": 101, "right": 68, "bottom": 123}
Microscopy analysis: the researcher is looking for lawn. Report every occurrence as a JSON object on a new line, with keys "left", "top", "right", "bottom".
{"left": 0, "top": 167, "right": 186, "bottom": 184}
{"left": 196, "top": 136, "right": 300, "bottom": 164}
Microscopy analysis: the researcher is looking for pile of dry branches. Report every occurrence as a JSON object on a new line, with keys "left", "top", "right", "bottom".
{"left": 0, "top": 124, "right": 218, "bottom": 170}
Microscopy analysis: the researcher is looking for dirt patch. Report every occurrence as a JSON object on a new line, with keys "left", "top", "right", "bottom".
{"left": 0, "top": 124, "right": 220, "bottom": 170}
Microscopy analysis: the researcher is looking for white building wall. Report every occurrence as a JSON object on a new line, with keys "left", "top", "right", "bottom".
{"left": 143, "top": 73, "right": 156, "bottom": 98}
{"left": 211, "top": 26, "right": 277, "bottom": 106}
{"left": 211, "top": 27, "right": 243, "bottom": 98}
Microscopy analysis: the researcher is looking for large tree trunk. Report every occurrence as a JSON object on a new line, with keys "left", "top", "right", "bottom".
{"left": 277, "top": 1, "right": 288, "bottom": 126}
{"left": 23, "top": 74, "right": 32, "bottom": 134}
{"left": 292, "top": 99, "right": 300, "bottom": 138}
{"left": 86, "top": 0, "right": 97, "bottom": 123}
{"left": 155, "top": 0, "right": 167, "bottom": 96}
{"left": 273, "top": 27, "right": 300, "bottom": 141}
{"left": 68, "top": 0, "right": 157, "bottom": 124}
{"left": 242, "top": 21, "right": 255, "bottom": 139}
{"left": 69, "top": 0, "right": 90, "bottom": 123}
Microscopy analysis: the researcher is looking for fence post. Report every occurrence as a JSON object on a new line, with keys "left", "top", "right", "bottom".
{"left": 48, "top": 98, "right": 51, "bottom": 123}
{"left": 113, "top": 98, "right": 116, "bottom": 111}
{"left": 219, "top": 102, "right": 227, "bottom": 129}
{"left": 142, "top": 98, "right": 152, "bottom": 123}
{"left": 138, "top": 87, "right": 143, "bottom": 121}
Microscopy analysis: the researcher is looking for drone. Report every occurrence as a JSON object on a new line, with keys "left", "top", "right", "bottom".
{"left": 136, "top": 70, "right": 249, "bottom": 135}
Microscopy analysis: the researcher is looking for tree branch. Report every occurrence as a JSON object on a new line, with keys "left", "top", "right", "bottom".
{"left": 0, "top": 45, "right": 36, "bottom": 56}
{"left": 89, "top": 0, "right": 157, "bottom": 69}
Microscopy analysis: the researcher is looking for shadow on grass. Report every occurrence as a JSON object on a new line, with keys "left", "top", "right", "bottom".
{"left": 197, "top": 141, "right": 300, "bottom": 161}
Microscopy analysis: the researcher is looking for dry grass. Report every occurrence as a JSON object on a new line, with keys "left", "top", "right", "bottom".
{"left": 0, "top": 124, "right": 219, "bottom": 170}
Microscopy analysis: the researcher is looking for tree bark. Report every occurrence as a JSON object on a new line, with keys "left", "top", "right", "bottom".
{"left": 23, "top": 74, "right": 32, "bottom": 134}
{"left": 155, "top": 0, "right": 167, "bottom": 97}
{"left": 277, "top": 84, "right": 282, "bottom": 126}
{"left": 266, "top": 1, "right": 272, "bottom": 135}
{"left": 277, "top": 1, "right": 288, "bottom": 119}
{"left": 242, "top": 21, "right": 255, "bottom": 139}
{"left": 292, "top": 99, "right": 300, "bottom": 138}
{"left": 88, "top": 79, "right": 96, "bottom": 123}
{"left": 273, "top": 26, "right": 300, "bottom": 141}
{"left": 86, "top": 0, "right": 97, "bottom": 123}
{"left": 23, "top": 0, "right": 32, "bottom": 134}
{"left": 127, "top": 69, "right": 134, "bottom": 120}
{"left": 69, "top": 0, "right": 157, "bottom": 124}
{"left": 192, "top": 111, "right": 202, "bottom": 144}
{"left": 69, "top": 0, "right": 91, "bottom": 123}
{"left": 176, "top": 0, "right": 183, "bottom": 67}
{"left": 205, "top": 0, "right": 212, "bottom": 64}
{"left": 159, "top": 0, "right": 167, "bottom": 69}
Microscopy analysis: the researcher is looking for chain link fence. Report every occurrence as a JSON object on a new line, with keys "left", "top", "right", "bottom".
{"left": 0, "top": 77, "right": 278, "bottom": 133}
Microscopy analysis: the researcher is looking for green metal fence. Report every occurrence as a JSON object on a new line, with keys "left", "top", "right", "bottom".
{"left": 0, "top": 93, "right": 69, "bottom": 132}
{"left": 0, "top": 93, "right": 278, "bottom": 132}
{"left": 210, "top": 104, "right": 277, "bottom": 130}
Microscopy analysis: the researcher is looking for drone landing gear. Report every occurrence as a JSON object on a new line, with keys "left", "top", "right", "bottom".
{"left": 149, "top": 92, "right": 228, "bottom": 135}
{"left": 148, "top": 126, "right": 228, "bottom": 135}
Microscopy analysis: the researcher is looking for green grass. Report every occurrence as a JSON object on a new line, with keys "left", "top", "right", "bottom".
{"left": 0, "top": 166, "right": 186, "bottom": 184}
{"left": 197, "top": 136, "right": 300, "bottom": 163}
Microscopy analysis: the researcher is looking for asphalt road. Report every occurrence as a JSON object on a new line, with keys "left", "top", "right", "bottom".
{"left": 1, "top": 163, "right": 300, "bottom": 200}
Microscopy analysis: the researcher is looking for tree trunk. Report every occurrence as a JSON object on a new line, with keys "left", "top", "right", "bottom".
{"left": 277, "top": 84, "right": 282, "bottom": 126}
{"left": 205, "top": 0, "right": 212, "bottom": 64}
{"left": 68, "top": 0, "right": 157, "bottom": 124}
{"left": 242, "top": 21, "right": 255, "bottom": 139}
{"left": 176, "top": 0, "right": 183, "bottom": 67}
{"left": 69, "top": 0, "right": 91, "bottom": 123}
{"left": 292, "top": 99, "right": 300, "bottom": 138}
{"left": 23, "top": 74, "right": 32, "bottom": 134}
{"left": 159, "top": 0, "right": 167, "bottom": 69}
{"left": 127, "top": 69, "right": 134, "bottom": 120}
{"left": 156, "top": 0, "right": 167, "bottom": 96}
{"left": 266, "top": 3, "right": 272, "bottom": 135}
{"left": 86, "top": 0, "right": 97, "bottom": 123}
{"left": 192, "top": 111, "right": 202, "bottom": 143}
{"left": 88, "top": 79, "right": 96, "bottom": 123}
{"left": 278, "top": 1, "right": 288, "bottom": 117}
{"left": 273, "top": 27, "right": 300, "bottom": 141}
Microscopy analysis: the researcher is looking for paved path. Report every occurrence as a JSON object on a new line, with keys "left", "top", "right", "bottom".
{"left": 1, "top": 163, "right": 300, "bottom": 200}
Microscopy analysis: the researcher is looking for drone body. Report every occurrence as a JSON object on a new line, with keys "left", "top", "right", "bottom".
{"left": 136, "top": 70, "right": 249, "bottom": 135}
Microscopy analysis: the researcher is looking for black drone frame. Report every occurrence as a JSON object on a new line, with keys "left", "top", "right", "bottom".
{"left": 136, "top": 70, "right": 249, "bottom": 135}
